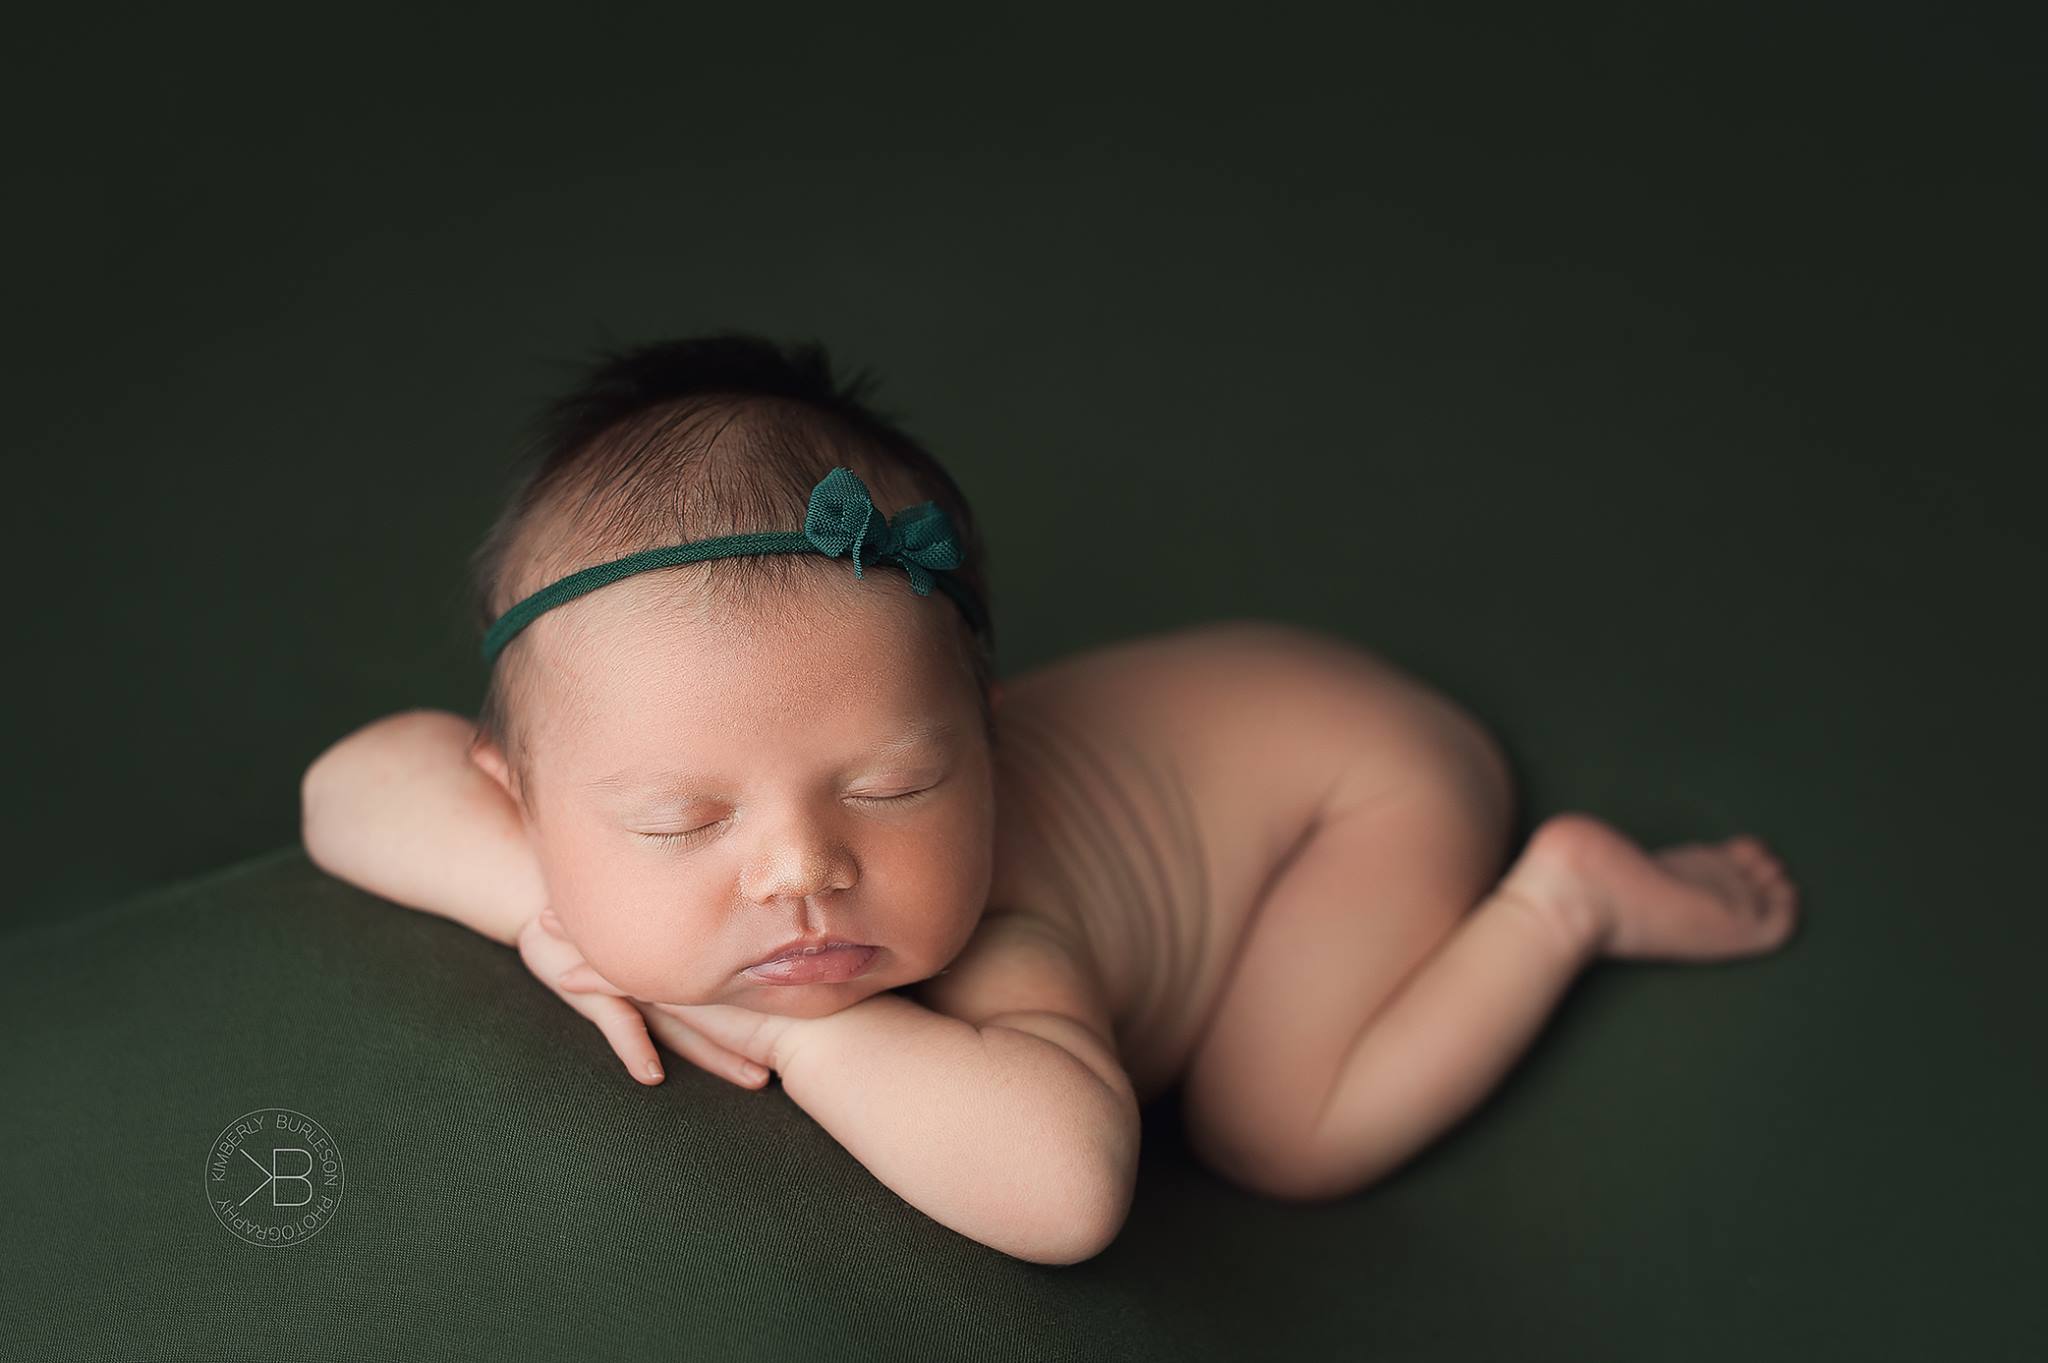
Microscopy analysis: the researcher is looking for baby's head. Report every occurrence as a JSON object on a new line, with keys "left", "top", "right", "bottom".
{"left": 464, "top": 332, "right": 1001, "bottom": 1018}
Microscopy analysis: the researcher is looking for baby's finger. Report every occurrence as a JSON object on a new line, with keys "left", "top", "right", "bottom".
{"left": 567, "top": 991, "right": 665, "bottom": 1085}
{"left": 554, "top": 962, "right": 625, "bottom": 996}
{"left": 517, "top": 915, "right": 580, "bottom": 976}
{"left": 633, "top": 1003, "right": 772, "bottom": 1090}
{"left": 643, "top": 1001, "right": 787, "bottom": 1072}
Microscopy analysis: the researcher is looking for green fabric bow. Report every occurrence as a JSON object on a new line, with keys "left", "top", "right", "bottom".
{"left": 802, "top": 466, "right": 963, "bottom": 595}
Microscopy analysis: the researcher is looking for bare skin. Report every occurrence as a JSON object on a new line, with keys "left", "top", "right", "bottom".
{"left": 968, "top": 619, "right": 1799, "bottom": 1199}
{"left": 306, "top": 613, "right": 1800, "bottom": 1209}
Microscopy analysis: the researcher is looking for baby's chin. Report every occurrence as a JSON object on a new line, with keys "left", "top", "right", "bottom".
{"left": 615, "top": 932, "right": 965, "bottom": 1016}
{"left": 634, "top": 976, "right": 897, "bottom": 1019}
{"left": 633, "top": 970, "right": 903, "bottom": 1019}
{"left": 729, "top": 978, "right": 898, "bottom": 1018}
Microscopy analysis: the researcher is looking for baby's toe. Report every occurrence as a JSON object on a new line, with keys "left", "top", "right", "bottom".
{"left": 1763, "top": 889, "right": 1800, "bottom": 944}
{"left": 1722, "top": 845, "right": 1767, "bottom": 881}
{"left": 1732, "top": 837, "right": 1790, "bottom": 881}
{"left": 1762, "top": 877, "right": 1801, "bottom": 926}
{"left": 1725, "top": 834, "right": 1771, "bottom": 865}
{"left": 1736, "top": 861, "right": 1790, "bottom": 917}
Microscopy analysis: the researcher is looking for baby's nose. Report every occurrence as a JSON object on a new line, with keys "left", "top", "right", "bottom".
{"left": 742, "top": 833, "right": 856, "bottom": 905}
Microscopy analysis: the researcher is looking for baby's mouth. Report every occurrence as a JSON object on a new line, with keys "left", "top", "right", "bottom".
{"left": 742, "top": 943, "right": 879, "bottom": 985}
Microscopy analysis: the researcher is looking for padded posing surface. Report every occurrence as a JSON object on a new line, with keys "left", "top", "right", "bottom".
{"left": 3, "top": 824, "right": 2038, "bottom": 1360}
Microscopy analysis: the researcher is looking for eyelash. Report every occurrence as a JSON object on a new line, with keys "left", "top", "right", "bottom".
{"left": 639, "top": 787, "right": 936, "bottom": 845}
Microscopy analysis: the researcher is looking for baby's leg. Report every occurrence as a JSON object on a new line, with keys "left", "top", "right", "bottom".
{"left": 1181, "top": 799, "right": 1799, "bottom": 1202}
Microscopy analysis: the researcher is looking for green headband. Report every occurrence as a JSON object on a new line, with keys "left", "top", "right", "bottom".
{"left": 480, "top": 465, "right": 989, "bottom": 666}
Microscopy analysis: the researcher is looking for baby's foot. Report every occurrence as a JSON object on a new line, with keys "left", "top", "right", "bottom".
{"left": 1500, "top": 812, "right": 1801, "bottom": 961}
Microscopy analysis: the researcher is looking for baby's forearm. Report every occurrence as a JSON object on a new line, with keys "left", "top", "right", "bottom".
{"left": 300, "top": 709, "right": 546, "bottom": 947}
{"left": 775, "top": 992, "right": 1138, "bottom": 1265}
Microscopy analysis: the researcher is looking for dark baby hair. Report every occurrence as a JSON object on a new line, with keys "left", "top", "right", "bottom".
{"left": 465, "top": 330, "right": 999, "bottom": 804}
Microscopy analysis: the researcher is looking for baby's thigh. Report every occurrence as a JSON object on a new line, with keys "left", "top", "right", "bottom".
{"left": 1178, "top": 752, "right": 1514, "bottom": 1196}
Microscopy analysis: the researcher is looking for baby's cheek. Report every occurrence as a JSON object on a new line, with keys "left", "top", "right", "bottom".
{"left": 572, "top": 913, "right": 707, "bottom": 1000}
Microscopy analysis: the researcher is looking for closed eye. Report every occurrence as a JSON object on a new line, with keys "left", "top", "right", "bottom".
{"left": 637, "top": 817, "right": 731, "bottom": 846}
{"left": 850, "top": 785, "right": 938, "bottom": 805}
{"left": 636, "top": 786, "right": 938, "bottom": 847}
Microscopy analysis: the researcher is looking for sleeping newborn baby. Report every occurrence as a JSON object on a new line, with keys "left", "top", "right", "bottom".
{"left": 300, "top": 332, "right": 1801, "bottom": 1265}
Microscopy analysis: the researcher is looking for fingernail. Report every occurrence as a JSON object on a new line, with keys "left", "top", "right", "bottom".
{"left": 645, "top": 1059, "right": 664, "bottom": 1081}
{"left": 742, "top": 1063, "right": 767, "bottom": 1083}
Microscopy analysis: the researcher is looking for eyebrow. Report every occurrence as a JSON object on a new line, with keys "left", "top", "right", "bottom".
{"left": 584, "top": 718, "right": 959, "bottom": 793}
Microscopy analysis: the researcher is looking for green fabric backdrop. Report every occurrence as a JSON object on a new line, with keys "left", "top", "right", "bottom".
{"left": 4, "top": 3, "right": 2042, "bottom": 1358}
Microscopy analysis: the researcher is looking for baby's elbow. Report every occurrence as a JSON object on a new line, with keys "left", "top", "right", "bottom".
{"left": 968, "top": 1023, "right": 1142, "bottom": 1263}
{"left": 1010, "top": 1161, "right": 1133, "bottom": 1265}
{"left": 299, "top": 733, "right": 368, "bottom": 866}
{"left": 1010, "top": 1108, "right": 1140, "bottom": 1265}
{"left": 300, "top": 721, "right": 369, "bottom": 840}
{"left": 300, "top": 709, "right": 460, "bottom": 854}
{"left": 1058, "top": 1174, "right": 1136, "bottom": 1265}
{"left": 299, "top": 751, "right": 344, "bottom": 868}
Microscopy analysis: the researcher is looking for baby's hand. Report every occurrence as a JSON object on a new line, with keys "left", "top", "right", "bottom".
{"left": 634, "top": 998, "right": 803, "bottom": 1086}
{"left": 516, "top": 910, "right": 768, "bottom": 1090}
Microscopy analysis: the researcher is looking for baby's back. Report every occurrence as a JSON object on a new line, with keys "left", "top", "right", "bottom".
{"left": 986, "top": 619, "right": 1488, "bottom": 1103}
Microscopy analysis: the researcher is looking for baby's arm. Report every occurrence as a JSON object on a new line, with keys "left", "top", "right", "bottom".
{"left": 759, "top": 991, "right": 1138, "bottom": 1266}
{"left": 300, "top": 709, "right": 545, "bottom": 947}
{"left": 301, "top": 712, "right": 758, "bottom": 1089}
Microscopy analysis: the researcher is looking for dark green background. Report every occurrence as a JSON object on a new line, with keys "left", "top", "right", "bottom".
{"left": 4, "top": 4, "right": 2042, "bottom": 1359}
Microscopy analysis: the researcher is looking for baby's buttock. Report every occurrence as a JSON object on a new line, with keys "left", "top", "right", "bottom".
{"left": 987, "top": 621, "right": 1410, "bottom": 1104}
